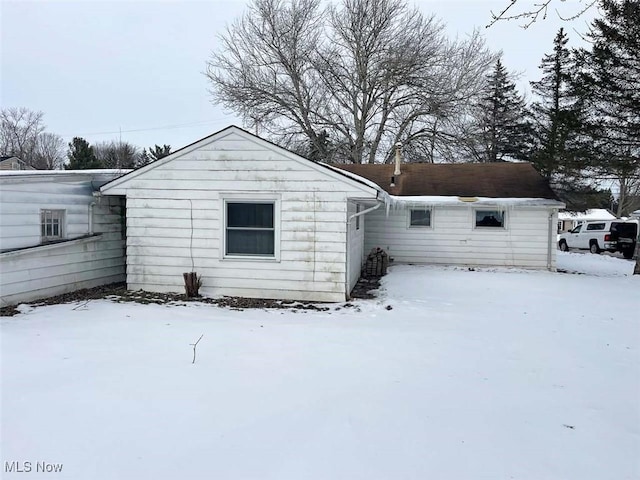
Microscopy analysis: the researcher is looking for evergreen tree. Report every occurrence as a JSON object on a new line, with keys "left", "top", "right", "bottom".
{"left": 574, "top": 0, "right": 640, "bottom": 216}
{"left": 139, "top": 144, "right": 172, "bottom": 166}
{"left": 473, "top": 58, "right": 530, "bottom": 162}
{"left": 308, "top": 131, "right": 330, "bottom": 162}
{"left": 66, "top": 137, "right": 102, "bottom": 169}
{"left": 529, "top": 28, "right": 586, "bottom": 186}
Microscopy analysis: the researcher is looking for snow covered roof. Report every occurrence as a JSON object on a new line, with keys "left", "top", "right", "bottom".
{"left": 385, "top": 195, "right": 563, "bottom": 208}
{"left": 558, "top": 209, "right": 616, "bottom": 221}
{"left": 0, "top": 169, "right": 131, "bottom": 185}
{"left": 0, "top": 169, "right": 131, "bottom": 176}
{"left": 333, "top": 163, "right": 559, "bottom": 200}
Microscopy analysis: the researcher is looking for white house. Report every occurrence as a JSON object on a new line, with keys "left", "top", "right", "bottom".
{"left": 557, "top": 208, "right": 616, "bottom": 233}
{"left": 0, "top": 170, "right": 128, "bottom": 305}
{"left": 100, "top": 127, "right": 382, "bottom": 302}
{"left": 335, "top": 162, "right": 564, "bottom": 270}
{"left": 100, "top": 126, "right": 563, "bottom": 302}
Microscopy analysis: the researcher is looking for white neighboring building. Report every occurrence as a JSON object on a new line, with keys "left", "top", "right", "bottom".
{"left": 0, "top": 170, "right": 129, "bottom": 305}
{"left": 0, "top": 156, "right": 35, "bottom": 171}
{"left": 557, "top": 208, "right": 616, "bottom": 233}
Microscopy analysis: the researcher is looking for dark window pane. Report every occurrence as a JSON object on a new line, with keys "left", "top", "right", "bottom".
{"left": 475, "top": 210, "right": 504, "bottom": 227}
{"left": 410, "top": 209, "right": 431, "bottom": 226}
{"left": 227, "top": 230, "right": 275, "bottom": 255}
{"left": 228, "top": 203, "right": 273, "bottom": 228}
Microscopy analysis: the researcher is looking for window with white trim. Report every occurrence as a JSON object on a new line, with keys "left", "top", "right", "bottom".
{"left": 356, "top": 204, "right": 361, "bottom": 230}
{"left": 225, "top": 201, "right": 275, "bottom": 257}
{"left": 41, "top": 209, "right": 65, "bottom": 241}
{"left": 475, "top": 210, "right": 505, "bottom": 228}
{"left": 409, "top": 208, "right": 431, "bottom": 227}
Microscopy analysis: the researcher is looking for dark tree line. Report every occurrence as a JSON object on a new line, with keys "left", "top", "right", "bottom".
{"left": 66, "top": 138, "right": 172, "bottom": 170}
{"left": 1, "top": 107, "right": 173, "bottom": 171}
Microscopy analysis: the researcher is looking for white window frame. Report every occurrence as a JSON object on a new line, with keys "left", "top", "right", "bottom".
{"left": 473, "top": 209, "right": 507, "bottom": 229}
{"left": 408, "top": 208, "right": 432, "bottom": 228}
{"left": 221, "top": 195, "right": 280, "bottom": 261}
{"left": 41, "top": 209, "right": 66, "bottom": 242}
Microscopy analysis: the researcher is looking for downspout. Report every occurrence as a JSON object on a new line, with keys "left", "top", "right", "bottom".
{"left": 345, "top": 202, "right": 382, "bottom": 300}
{"left": 90, "top": 191, "right": 102, "bottom": 235}
{"left": 89, "top": 202, "right": 96, "bottom": 235}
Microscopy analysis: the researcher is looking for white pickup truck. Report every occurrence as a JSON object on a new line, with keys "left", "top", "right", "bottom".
{"left": 558, "top": 219, "right": 638, "bottom": 258}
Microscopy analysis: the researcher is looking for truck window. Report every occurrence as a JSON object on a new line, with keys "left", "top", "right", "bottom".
{"left": 586, "top": 223, "right": 605, "bottom": 231}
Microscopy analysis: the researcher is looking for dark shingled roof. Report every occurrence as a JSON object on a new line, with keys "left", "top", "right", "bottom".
{"left": 333, "top": 162, "right": 559, "bottom": 199}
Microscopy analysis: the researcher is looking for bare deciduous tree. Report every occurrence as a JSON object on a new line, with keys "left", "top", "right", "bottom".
{"left": 94, "top": 140, "right": 140, "bottom": 169}
{"left": 33, "top": 132, "right": 66, "bottom": 170}
{"left": 206, "top": 0, "right": 495, "bottom": 164}
{"left": 0, "top": 107, "right": 45, "bottom": 163}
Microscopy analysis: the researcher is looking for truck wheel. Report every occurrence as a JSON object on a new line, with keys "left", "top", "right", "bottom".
{"left": 559, "top": 240, "right": 569, "bottom": 252}
{"left": 590, "top": 241, "right": 601, "bottom": 254}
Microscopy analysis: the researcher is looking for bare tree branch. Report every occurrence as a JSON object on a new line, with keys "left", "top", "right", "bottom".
{"left": 487, "top": 0, "right": 598, "bottom": 29}
{"left": 190, "top": 334, "right": 204, "bottom": 364}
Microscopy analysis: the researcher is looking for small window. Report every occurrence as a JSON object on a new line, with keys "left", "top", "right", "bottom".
{"left": 586, "top": 222, "right": 605, "bottom": 231}
{"left": 41, "top": 209, "right": 65, "bottom": 241}
{"left": 475, "top": 210, "right": 504, "bottom": 228}
{"left": 225, "top": 202, "right": 275, "bottom": 256}
{"left": 410, "top": 209, "right": 431, "bottom": 227}
{"left": 356, "top": 204, "right": 361, "bottom": 230}
{"left": 557, "top": 220, "right": 563, "bottom": 233}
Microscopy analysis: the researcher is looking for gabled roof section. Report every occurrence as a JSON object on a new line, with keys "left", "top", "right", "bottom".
{"left": 101, "top": 125, "right": 380, "bottom": 197}
{"left": 334, "top": 163, "right": 559, "bottom": 200}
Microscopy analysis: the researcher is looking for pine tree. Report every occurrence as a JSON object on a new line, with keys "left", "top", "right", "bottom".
{"left": 473, "top": 59, "right": 530, "bottom": 162}
{"left": 575, "top": 0, "right": 640, "bottom": 217}
{"left": 66, "top": 137, "right": 102, "bottom": 169}
{"left": 529, "top": 28, "right": 586, "bottom": 185}
{"left": 139, "top": 144, "right": 172, "bottom": 166}
{"left": 308, "top": 131, "right": 330, "bottom": 162}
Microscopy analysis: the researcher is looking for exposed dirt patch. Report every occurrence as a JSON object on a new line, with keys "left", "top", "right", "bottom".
{"left": 2, "top": 277, "right": 383, "bottom": 316}
{"left": 349, "top": 276, "right": 381, "bottom": 299}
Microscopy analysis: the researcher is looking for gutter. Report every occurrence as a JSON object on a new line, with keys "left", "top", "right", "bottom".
{"left": 345, "top": 202, "right": 382, "bottom": 300}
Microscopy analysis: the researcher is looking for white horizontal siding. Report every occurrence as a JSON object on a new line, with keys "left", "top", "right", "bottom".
{"left": 0, "top": 195, "right": 126, "bottom": 305}
{"left": 0, "top": 238, "right": 125, "bottom": 305}
{"left": 110, "top": 130, "right": 377, "bottom": 302}
{"left": 365, "top": 205, "right": 557, "bottom": 269}
{"left": 0, "top": 177, "right": 101, "bottom": 251}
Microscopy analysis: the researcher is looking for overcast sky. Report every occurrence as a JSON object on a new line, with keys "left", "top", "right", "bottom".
{"left": 1, "top": 0, "right": 599, "bottom": 152}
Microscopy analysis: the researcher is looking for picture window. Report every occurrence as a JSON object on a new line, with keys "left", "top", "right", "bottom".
{"left": 475, "top": 210, "right": 504, "bottom": 228}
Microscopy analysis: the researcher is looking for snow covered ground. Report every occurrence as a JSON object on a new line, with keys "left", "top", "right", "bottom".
{"left": 2, "top": 252, "right": 638, "bottom": 479}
